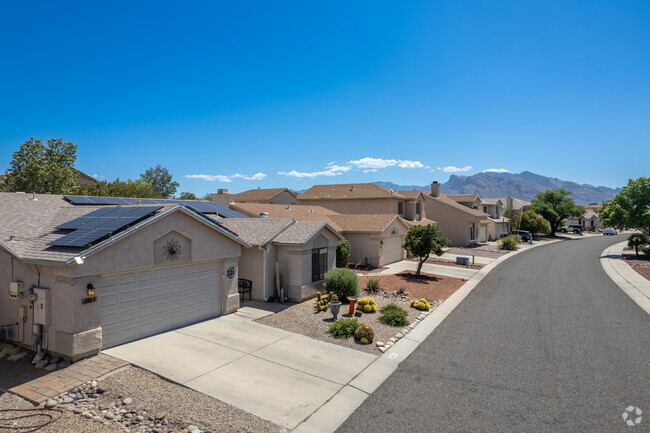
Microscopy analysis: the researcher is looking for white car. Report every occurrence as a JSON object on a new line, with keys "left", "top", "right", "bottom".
{"left": 603, "top": 228, "right": 618, "bottom": 235}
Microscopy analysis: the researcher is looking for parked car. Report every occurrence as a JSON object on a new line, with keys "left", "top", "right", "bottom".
{"left": 603, "top": 227, "right": 618, "bottom": 235}
{"left": 559, "top": 224, "right": 583, "bottom": 234}
{"left": 511, "top": 230, "right": 533, "bottom": 243}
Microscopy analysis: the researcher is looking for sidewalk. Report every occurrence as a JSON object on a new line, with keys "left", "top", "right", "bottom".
{"left": 600, "top": 241, "right": 650, "bottom": 316}
{"left": 366, "top": 260, "right": 479, "bottom": 280}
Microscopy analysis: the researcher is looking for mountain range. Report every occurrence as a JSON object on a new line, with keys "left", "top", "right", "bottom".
{"left": 375, "top": 171, "right": 621, "bottom": 205}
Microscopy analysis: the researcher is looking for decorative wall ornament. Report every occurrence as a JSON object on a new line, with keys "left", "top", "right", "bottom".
{"left": 164, "top": 238, "right": 182, "bottom": 261}
{"left": 226, "top": 266, "right": 235, "bottom": 279}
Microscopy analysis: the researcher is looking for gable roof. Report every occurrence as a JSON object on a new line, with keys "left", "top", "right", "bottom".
{"left": 443, "top": 194, "right": 481, "bottom": 203}
{"left": 273, "top": 221, "right": 343, "bottom": 244}
{"left": 0, "top": 192, "right": 248, "bottom": 265}
{"left": 497, "top": 197, "right": 530, "bottom": 211}
{"left": 219, "top": 218, "right": 294, "bottom": 246}
{"left": 479, "top": 198, "right": 504, "bottom": 206}
{"left": 326, "top": 214, "right": 410, "bottom": 233}
{"left": 298, "top": 183, "right": 411, "bottom": 200}
{"left": 232, "top": 188, "right": 296, "bottom": 202}
{"left": 230, "top": 203, "right": 339, "bottom": 221}
{"left": 425, "top": 194, "right": 490, "bottom": 218}
{"left": 396, "top": 190, "right": 425, "bottom": 199}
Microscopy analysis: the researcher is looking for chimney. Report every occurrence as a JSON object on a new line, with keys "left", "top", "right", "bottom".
{"left": 217, "top": 189, "right": 228, "bottom": 194}
{"left": 430, "top": 181, "right": 439, "bottom": 197}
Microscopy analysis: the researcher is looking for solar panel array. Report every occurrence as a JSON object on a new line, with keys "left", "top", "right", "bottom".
{"left": 63, "top": 196, "right": 245, "bottom": 218}
{"left": 49, "top": 206, "right": 162, "bottom": 248}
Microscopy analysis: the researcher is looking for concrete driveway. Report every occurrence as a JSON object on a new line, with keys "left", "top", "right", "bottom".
{"left": 104, "top": 303, "right": 377, "bottom": 429}
{"left": 373, "top": 259, "right": 480, "bottom": 279}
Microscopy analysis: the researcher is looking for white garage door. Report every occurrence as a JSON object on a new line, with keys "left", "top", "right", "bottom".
{"left": 480, "top": 226, "right": 487, "bottom": 243}
{"left": 100, "top": 261, "right": 221, "bottom": 348}
{"left": 381, "top": 236, "right": 404, "bottom": 266}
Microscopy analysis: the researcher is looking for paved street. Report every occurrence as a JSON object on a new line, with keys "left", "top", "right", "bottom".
{"left": 337, "top": 235, "right": 650, "bottom": 432}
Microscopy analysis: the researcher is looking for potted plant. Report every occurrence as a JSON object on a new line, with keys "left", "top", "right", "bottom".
{"left": 329, "top": 300, "right": 342, "bottom": 320}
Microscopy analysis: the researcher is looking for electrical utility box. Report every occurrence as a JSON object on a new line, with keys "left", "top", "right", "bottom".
{"left": 33, "top": 288, "right": 50, "bottom": 325}
{"left": 9, "top": 281, "right": 23, "bottom": 300}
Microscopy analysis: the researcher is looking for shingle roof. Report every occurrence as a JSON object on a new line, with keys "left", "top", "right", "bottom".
{"left": 219, "top": 218, "right": 294, "bottom": 245}
{"left": 496, "top": 197, "right": 530, "bottom": 211}
{"left": 298, "top": 183, "right": 410, "bottom": 200}
{"left": 488, "top": 217, "right": 510, "bottom": 223}
{"left": 326, "top": 214, "right": 408, "bottom": 233}
{"left": 273, "top": 221, "right": 342, "bottom": 244}
{"left": 397, "top": 190, "right": 425, "bottom": 199}
{"left": 480, "top": 198, "right": 504, "bottom": 206}
{"left": 443, "top": 194, "right": 480, "bottom": 203}
{"left": 405, "top": 218, "right": 438, "bottom": 227}
{"left": 230, "top": 203, "right": 339, "bottom": 221}
{"left": 428, "top": 194, "right": 490, "bottom": 218}
{"left": 0, "top": 192, "right": 247, "bottom": 264}
{"left": 232, "top": 188, "right": 295, "bottom": 202}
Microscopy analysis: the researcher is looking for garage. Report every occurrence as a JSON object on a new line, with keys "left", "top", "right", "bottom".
{"left": 480, "top": 226, "right": 487, "bottom": 243}
{"left": 381, "top": 235, "right": 404, "bottom": 265}
{"left": 100, "top": 261, "right": 222, "bottom": 348}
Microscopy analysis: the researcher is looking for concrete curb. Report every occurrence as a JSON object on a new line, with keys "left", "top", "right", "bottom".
{"left": 292, "top": 239, "right": 561, "bottom": 433}
{"left": 600, "top": 241, "right": 650, "bottom": 316}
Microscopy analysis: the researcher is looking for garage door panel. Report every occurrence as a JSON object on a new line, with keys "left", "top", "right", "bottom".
{"left": 382, "top": 236, "right": 404, "bottom": 266}
{"left": 100, "top": 261, "right": 222, "bottom": 349}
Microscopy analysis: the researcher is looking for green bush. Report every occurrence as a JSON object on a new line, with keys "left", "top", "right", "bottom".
{"left": 498, "top": 235, "right": 521, "bottom": 250}
{"left": 365, "top": 279, "right": 383, "bottom": 293}
{"left": 328, "top": 318, "right": 361, "bottom": 339}
{"left": 628, "top": 233, "right": 649, "bottom": 257}
{"left": 355, "top": 325, "right": 375, "bottom": 344}
{"left": 324, "top": 268, "right": 360, "bottom": 301}
{"left": 336, "top": 240, "right": 352, "bottom": 268}
{"left": 379, "top": 304, "right": 410, "bottom": 327}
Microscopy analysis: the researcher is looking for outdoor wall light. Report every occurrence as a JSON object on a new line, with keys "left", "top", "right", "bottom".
{"left": 87, "top": 283, "right": 95, "bottom": 296}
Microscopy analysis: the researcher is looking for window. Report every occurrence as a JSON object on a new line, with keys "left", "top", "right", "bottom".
{"left": 483, "top": 206, "right": 488, "bottom": 214}
{"left": 470, "top": 223, "right": 476, "bottom": 240}
{"left": 496, "top": 208, "right": 500, "bottom": 218}
{"left": 416, "top": 202, "right": 421, "bottom": 215}
{"left": 312, "top": 247, "right": 327, "bottom": 282}
{"left": 398, "top": 201, "right": 404, "bottom": 214}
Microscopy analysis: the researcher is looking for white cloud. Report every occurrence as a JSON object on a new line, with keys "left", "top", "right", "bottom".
{"left": 92, "top": 174, "right": 99, "bottom": 178}
{"left": 278, "top": 165, "right": 351, "bottom": 178}
{"left": 483, "top": 168, "right": 510, "bottom": 173}
{"left": 442, "top": 166, "right": 473, "bottom": 173}
{"left": 185, "top": 172, "right": 266, "bottom": 182}
{"left": 348, "top": 157, "right": 425, "bottom": 170}
{"left": 363, "top": 169, "right": 378, "bottom": 173}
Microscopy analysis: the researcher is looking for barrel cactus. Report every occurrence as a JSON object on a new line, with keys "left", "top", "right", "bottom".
{"left": 356, "top": 297, "right": 378, "bottom": 313}
{"left": 355, "top": 325, "right": 374, "bottom": 344}
{"left": 410, "top": 298, "right": 431, "bottom": 311}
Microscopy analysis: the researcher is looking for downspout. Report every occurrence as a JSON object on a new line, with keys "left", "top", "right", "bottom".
{"left": 258, "top": 244, "right": 268, "bottom": 301}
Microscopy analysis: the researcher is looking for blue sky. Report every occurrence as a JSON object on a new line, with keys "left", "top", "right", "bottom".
{"left": 1, "top": 1, "right": 648, "bottom": 195}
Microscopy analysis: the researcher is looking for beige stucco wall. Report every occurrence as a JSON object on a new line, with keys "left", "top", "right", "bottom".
{"left": 423, "top": 198, "right": 485, "bottom": 246}
{"left": 298, "top": 198, "right": 418, "bottom": 220}
{"left": 0, "top": 209, "right": 245, "bottom": 360}
{"left": 237, "top": 246, "right": 266, "bottom": 300}
{"left": 268, "top": 191, "right": 297, "bottom": 205}
{"left": 344, "top": 233, "right": 381, "bottom": 268}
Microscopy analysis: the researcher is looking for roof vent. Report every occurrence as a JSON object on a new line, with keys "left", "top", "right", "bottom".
{"left": 31, "top": 192, "right": 38, "bottom": 201}
{"left": 260, "top": 212, "right": 269, "bottom": 218}
{"left": 136, "top": 199, "right": 141, "bottom": 205}
{"left": 350, "top": 185, "right": 354, "bottom": 191}
{"left": 9, "top": 236, "right": 16, "bottom": 242}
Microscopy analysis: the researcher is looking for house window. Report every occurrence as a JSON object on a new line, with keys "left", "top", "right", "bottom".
{"left": 416, "top": 202, "right": 420, "bottom": 215}
{"left": 496, "top": 208, "right": 499, "bottom": 218}
{"left": 470, "top": 223, "right": 476, "bottom": 240}
{"left": 483, "top": 206, "right": 488, "bottom": 214}
{"left": 312, "top": 247, "right": 327, "bottom": 282}
{"left": 398, "top": 201, "right": 404, "bottom": 214}
{"left": 590, "top": 220, "right": 595, "bottom": 227}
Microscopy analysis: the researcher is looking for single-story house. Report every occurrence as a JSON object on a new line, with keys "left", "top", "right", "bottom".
{"left": 219, "top": 218, "right": 342, "bottom": 302}
{"left": 211, "top": 187, "right": 297, "bottom": 207}
{"left": 0, "top": 193, "right": 249, "bottom": 359}
{"left": 565, "top": 205, "right": 604, "bottom": 231}
{"left": 228, "top": 203, "right": 412, "bottom": 268}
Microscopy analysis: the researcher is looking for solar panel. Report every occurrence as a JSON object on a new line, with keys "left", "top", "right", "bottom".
{"left": 50, "top": 206, "right": 162, "bottom": 247}
{"left": 63, "top": 196, "right": 246, "bottom": 218}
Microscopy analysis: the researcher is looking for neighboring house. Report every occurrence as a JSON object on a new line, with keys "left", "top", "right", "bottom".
{"left": 219, "top": 218, "right": 342, "bottom": 302}
{"left": 297, "top": 183, "right": 425, "bottom": 222}
{"left": 416, "top": 182, "right": 490, "bottom": 246}
{"left": 565, "top": 205, "right": 604, "bottom": 231}
{"left": 229, "top": 202, "right": 412, "bottom": 268}
{"left": 0, "top": 169, "right": 98, "bottom": 187}
{"left": 500, "top": 197, "right": 530, "bottom": 214}
{"left": 479, "top": 198, "right": 510, "bottom": 240}
{"left": 211, "top": 188, "right": 297, "bottom": 207}
{"left": 0, "top": 192, "right": 249, "bottom": 359}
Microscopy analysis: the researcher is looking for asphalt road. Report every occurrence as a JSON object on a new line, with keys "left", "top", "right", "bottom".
{"left": 337, "top": 235, "right": 650, "bottom": 433}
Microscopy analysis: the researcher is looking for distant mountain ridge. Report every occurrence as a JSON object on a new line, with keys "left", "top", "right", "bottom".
{"left": 374, "top": 171, "right": 621, "bottom": 205}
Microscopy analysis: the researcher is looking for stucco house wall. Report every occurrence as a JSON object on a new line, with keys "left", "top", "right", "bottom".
{"left": 268, "top": 191, "right": 298, "bottom": 205}
{"left": 344, "top": 233, "right": 381, "bottom": 268}
{"left": 423, "top": 200, "right": 484, "bottom": 246}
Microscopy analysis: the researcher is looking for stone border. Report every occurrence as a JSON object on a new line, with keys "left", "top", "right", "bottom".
{"left": 600, "top": 241, "right": 650, "bottom": 316}
{"left": 293, "top": 239, "right": 561, "bottom": 433}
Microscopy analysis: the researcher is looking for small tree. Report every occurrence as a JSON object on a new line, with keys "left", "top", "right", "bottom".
{"left": 402, "top": 224, "right": 450, "bottom": 277}
{"left": 179, "top": 192, "right": 197, "bottom": 200}
{"left": 76, "top": 178, "right": 160, "bottom": 198}
{"left": 1, "top": 137, "right": 78, "bottom": 194}
{"left": 140, "top": 164, "right": 180, "bottom": 197}
{"left": 336, "top": 240, "right": 351, "bottom": 268}
{"left": 627, "top": 233, "right": 649, "bottom": 257}
{"left": 601, "top": 177, "right": 650, "bottom": 235}
{"left": 529, "top": 189, "right": 585, "bottom": 235}
{"left": 519, "top": 210, "right": 551, "bottom": 235}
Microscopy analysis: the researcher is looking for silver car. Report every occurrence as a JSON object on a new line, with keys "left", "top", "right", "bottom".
{"left": 603, "top": 227, "right": 618, "bottom": 235}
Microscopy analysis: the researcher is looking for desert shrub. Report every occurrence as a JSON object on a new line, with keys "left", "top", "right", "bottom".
{"left": 355, "top": 325, "right": 375, "bottom": 345}
{"left": 379, "top": 304, "right": 410, "bottom": 327}
{"left": 396, "top": 287, "right": 407, "bottom": 296}
{"left": 628, "top": 233, "right": 649, "bottom": 257}
{"left": 324, "top": 268, "right": 360, "bottom": 301}
{"left": 356, "top": 297, "right": 378, "bottom": 313}
{"left": 328, "top": 318, "right": 361, "bottom": 339}
{"left": 336, "top": 240, "right": 351, "bottom": 268}
{"left": 498, "top": 235, "right": 521, "bottom": 251}
{"left": 366, "top": 279, "right": 383, "bottom": 293}
{"left": 314, "top": 291, "right": 338, "bottom": 312}
{"left": 411, "top": 298, "right": 431, "bottom": 311}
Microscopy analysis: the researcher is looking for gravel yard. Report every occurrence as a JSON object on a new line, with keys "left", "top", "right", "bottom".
{"left": 623, "top": 252, "right": 650, "bottom": 281}
{"left": 257, "top": 271, "right": 465, "bottom": 355}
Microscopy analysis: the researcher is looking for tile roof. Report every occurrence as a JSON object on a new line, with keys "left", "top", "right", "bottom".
{"left": 219, "top": 218, "right": 294, "bottom": 245}
{"left": 0, "top": 192, "right": 247, "bottom": 264}
{"left": 326, "top": 214, "right": 408, "bottom": 233}
{"left": 232, "top": 188, "right": 295, "bottom": 202}
{"left": 273, "top": 221, "right": 341, "bottom": 244}
{"left": 298, "top": 183, "right": 411, "bottom": 200}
